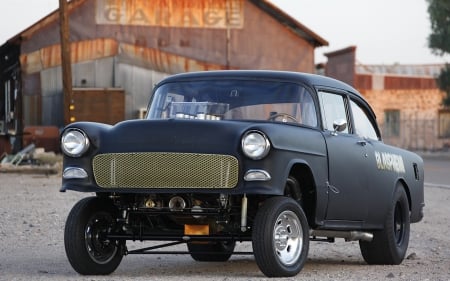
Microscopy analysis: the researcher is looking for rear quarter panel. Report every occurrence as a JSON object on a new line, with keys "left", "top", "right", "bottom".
{"left": 368, "top": 140, "right": 424, "bottom": 225}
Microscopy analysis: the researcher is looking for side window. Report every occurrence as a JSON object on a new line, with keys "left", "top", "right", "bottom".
{"left": 318, "top": 91, "right": 349, "bottom": 133}
{"left": 350, "top": 100, "right": 379, "bottom": 140}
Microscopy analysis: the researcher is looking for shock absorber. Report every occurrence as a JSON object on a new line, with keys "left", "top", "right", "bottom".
{"left": 241, "top": 194, "right": 248, "bottom": 232}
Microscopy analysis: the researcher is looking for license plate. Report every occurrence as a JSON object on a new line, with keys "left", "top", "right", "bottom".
{"left": 184, "top": 224, "right": 209, "bottom": 235}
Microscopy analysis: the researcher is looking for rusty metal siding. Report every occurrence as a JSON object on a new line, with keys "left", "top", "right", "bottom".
{"left": 69, "top": 0, "right": 235, "bottom": 67}
{"left": 21, "top": 0, "right": 315, "bottom": 73}
{"left": 355, "top": 74, "right": 438, "bottom": 91}
{"left": 117, "top": 43, "right": 228, "bottom": 73}
{"left": 384, "top": 76, "right": 437, "bottom": 90}
{"left": 354, "top": 74, "right": 373, "bottom": 90}
{"left": 20, "top": 39, "right": 119, "bottom": 75}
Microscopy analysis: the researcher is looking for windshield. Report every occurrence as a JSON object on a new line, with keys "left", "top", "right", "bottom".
{"left": 147, "top": 79, "right": 317, "bottom": 127}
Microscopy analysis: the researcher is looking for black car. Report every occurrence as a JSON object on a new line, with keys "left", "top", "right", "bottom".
{"left": 60, "top": 70, "right": 424, "bottom": 277}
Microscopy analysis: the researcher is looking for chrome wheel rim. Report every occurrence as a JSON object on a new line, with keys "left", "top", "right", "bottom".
{"left": 273, "top": 210, "right": 303, "bottom": 266}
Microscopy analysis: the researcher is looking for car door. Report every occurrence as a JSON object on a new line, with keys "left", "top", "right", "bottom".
{"left": 318, "top": 91, "right": 370, "bottom": 222}
{"left": 348, "top": 97, "right": 394, "bottom": 225}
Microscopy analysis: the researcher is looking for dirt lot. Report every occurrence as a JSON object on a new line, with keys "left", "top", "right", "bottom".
{"left": 0, "top": 173, "right": 449, "bottom": 281}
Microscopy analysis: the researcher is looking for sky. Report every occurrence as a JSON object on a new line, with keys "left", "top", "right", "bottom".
{"left": 0, "top": 0, "right": 448, "bottom": 65}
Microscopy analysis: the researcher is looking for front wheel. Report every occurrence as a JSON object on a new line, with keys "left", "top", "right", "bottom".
{"left": 252, "top": 196, "right": 309, "bottom": 277}
{"left": 64, "top": 197, "right": 124, "bottom": 275}
{"left": 359, "top": 185, "right": 410, "bottom": 264}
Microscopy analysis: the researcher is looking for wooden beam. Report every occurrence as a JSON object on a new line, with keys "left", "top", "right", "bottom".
{"left": 59, "top": 0, "right": 73, "bottom": 125}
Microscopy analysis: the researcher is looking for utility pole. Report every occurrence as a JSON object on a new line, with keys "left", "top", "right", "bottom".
{"left": 59, "top": 0, "right": 73, "bottom": 125}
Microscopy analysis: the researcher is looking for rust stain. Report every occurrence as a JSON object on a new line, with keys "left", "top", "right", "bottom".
{"left": 20, "top": 51, "right": 43, "bottom": 74}
{"left": 384, "top": 76, "right": 437, "bottom": 90}
{"left": 20, "top": 39, "right": 227, "bottom": 75}
{"left": 20, "top": 39, "right": 119, "bottom": 74}
{"left": 120, "top": 43, "right": 227, "bottom": 73}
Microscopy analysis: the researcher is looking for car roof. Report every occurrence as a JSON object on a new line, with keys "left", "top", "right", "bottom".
{"left": 157, "top": 70, "right": 362, "bottom": 98}
{"left": 156, "top": 70, "right": 377, "bottom": 121}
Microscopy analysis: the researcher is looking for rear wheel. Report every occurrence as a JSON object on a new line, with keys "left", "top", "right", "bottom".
{"left": 359, "top": 185, "right": 410, "bottom": 264}
{"left": 64, "top": 197, "right": 124, "bottom": 275}
{"left": 252, "top": 196, "right": 309, "bottom": 277}
{"left": 188, "top": 241, "right": 236, "bottom": 261}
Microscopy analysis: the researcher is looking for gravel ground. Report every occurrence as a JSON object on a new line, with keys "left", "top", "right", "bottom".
{"left": 0, "top": 173, "right": 449, "bottom": 281}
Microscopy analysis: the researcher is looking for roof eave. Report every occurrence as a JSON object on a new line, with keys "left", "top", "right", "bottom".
{"left": 3, "top": 0, "right": 86, "bottom": 45}
{"left": 249, "top": 0, "right": 329, "bottom": 47}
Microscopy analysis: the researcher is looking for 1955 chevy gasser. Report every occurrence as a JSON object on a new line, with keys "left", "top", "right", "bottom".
{"left": 60, "top": 70, "right": 424, "bottom": 277}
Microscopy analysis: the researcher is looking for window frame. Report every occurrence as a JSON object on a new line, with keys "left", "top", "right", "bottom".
{"left": 316, "top": 87, "right": 380, "bottom": 140}
{"left": 317, "top": 90, "right": 352, "bottom": 134}
{"left": 349, "top": 98, "right": 380, "bottom": 141}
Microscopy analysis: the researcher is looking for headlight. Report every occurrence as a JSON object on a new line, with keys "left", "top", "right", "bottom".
{"left": 61, "top": 129, "right": 90, "bottom": 157}
{"left": 241, "top": 130, "right": 270, "bottom": 160}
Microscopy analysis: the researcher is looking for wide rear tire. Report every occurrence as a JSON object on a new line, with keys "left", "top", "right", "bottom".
{"left": 64, "top": 197, "right": 124, "bottom": 275}
{"left": 359, "top": 185, "right": 410, "bottom": 264}
{"left": 252, "top": 196, "right": 309, "bottom": 277}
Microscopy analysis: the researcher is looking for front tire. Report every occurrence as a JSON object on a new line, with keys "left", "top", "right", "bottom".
{"left": 252, "top": 196, "right": 309, "bottom": 277}
{"left": 64, "top": 197, "right": 124, "bottom": 275}
{"left": 359, "top": 185, "right": 410, "bottom": 264}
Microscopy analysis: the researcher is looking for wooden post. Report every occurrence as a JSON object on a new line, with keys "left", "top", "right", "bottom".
{"left": 59, "top": 0, "right": 73, "bottom": 125}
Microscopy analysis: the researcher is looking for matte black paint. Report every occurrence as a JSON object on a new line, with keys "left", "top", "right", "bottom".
{"left": 61, "top": 70, "right": 424, "bottom": 231}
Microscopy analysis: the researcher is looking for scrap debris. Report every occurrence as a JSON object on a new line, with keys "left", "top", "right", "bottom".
{"left": 0, "top": 144, "right": 61, "bottom": 174}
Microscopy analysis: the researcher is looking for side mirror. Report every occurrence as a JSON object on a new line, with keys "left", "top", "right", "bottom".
{"left": 332, "top": 119, "right": 347, "bottom": 135}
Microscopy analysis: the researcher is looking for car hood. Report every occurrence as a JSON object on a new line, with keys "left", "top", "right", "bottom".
{"left": 67, "top": 119, "right": 257, "bottom": 155}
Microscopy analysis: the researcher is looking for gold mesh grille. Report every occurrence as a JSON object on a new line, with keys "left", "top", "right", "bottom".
{"left": 92, "top": 152, "right": 239, "bottom": 189}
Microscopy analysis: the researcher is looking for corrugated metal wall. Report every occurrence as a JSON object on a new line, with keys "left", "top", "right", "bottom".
{"left": 41, "top": 67, "right": 63, "bottom": 126}
{"left": 116, "top": 63, "right": 169, "bottom": 119}
{"left": 36, "top": 57, "right": 169, "bottom": 127}
{"left": 71, "top": 57, "right": 115, "bottom": 88}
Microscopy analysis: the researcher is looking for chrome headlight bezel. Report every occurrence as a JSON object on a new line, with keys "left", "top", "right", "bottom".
{"left": 61, "top": 129, "right": 90, "bottom": 157}
{"left": 241, "top": 130, "right": 271, "bottom": 160}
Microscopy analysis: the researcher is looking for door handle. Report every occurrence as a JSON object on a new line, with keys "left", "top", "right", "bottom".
{"left": 357, "top": 140, "right": 367, "bottom": 146}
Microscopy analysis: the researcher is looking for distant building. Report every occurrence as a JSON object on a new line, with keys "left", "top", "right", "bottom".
{"left": 0, "top": 0, "right": 328, "bottom": 155}
{"left": 325, "top": 46, "right": 449, "bottom": 151}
